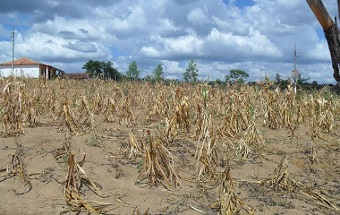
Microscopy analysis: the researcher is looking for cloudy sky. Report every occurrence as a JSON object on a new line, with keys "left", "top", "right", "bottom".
{"left": 0, "top": 0, "right": 338, "bottom": 83}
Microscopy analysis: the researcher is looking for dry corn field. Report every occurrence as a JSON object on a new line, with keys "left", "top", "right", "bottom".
{"left": 0, "top": 77, "right": 339, "bottom": 215}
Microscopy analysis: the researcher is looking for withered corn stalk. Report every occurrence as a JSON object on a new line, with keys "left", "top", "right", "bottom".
{"left": 102, "top": 85, "right": 125, "bottom": 122}
{"left": 173, "top": 96, "right": 190, "bottom": 132}
{"left": 192, "top": 102, "right": 205, "bottom": 140}
{"left": 260, "top": 155, "right": 296, "bottom": 191}
{"left": 235, "top": 138, "right": 251, "bottom": 159}
{"left": 64, "top": 152, "right": 109, "bottom": 213}
{"left": 6, "top": 154, "right": 32, "bottom": 195}
{"left": 281, "top": 86, "right": 305, "bottom": 138}
{"left": 218, "top": 167, "right": 255, "bottom": 215}
{"left": 310, "top": 141, "right": 318, "bottom": 164}
{"left": 236, "top": 118, "right": 264, "bottom": 159}
{"left": 309, "top": 96, "right": 335, "bottom": 140}
{"left": 24, "top": 92, "right": 38, "bottom": 127}
{"left": 125, "top": 131, "right": 144, "bottom": 159}
{"left": 75, "top": 96, "right": 95, "bottom": 129}
{"left": 218, "top": 90, "right": 250, "bottom": 138}
{"left": 103, "top": 97, "right": 116, "bottom": 122}
{"left": 58, "top": 102, "right": 78, "bottom": 133}
{"left": 262, "top": 87, "right": 283, "bottom": 129}
{"left": 118, "top": 97, "right": 133, "bottom": 126}
{"left": 92, "top": 92, "right": 106, "bottom": 114}
{"left": 136, "top": 130, "right": 180, "bottom": 189}
{"left": 259, "top": 155, "right": 339, "bottom": 211}
{"left": 146, "top": 93, "right": 167, "bottom": 121}
{"left": 45, "top": 87, "right": 59, "bottom": 120}
{"left": 0, "top": 81, "right": 26, "bottom": 136}
{"left": 195, "top": 112, "right": 218, "bottom": 181}
{"left": 163, "top": 117, "right": 176, "bottom": 142}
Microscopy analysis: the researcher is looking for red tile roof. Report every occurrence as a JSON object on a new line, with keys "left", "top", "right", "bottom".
{"left": 0, "top": 57, "right": 40, "bottom": 66}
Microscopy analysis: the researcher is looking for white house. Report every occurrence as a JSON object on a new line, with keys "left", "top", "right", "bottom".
{"left": 0, "top": 57, "right": 65, "bottom": 79}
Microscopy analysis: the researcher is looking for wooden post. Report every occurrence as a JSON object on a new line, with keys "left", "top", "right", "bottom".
{"left": 338, "top": 0, "right": 340, "bottom": 23}
{"left": 307, "top": 0, "right": 340, "bottom": 82}
{"left": 306, "top": 0, "right": 334, "bottom": 31}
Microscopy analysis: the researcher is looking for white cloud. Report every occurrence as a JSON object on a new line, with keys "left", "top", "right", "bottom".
{"left": 110, "top": 6, "right": 146, "bottom": 32}
{"left": 0, "top": 0, "right": 337, "bottom": 83}
{"left": 62, "top": 41, "right": 97, "bottom": 53}
{"left": 140, "top": 46, "right": 161, "bottom": 58}
{"left": 162, "top": 33, "right": 204, "bottom": 55}
{"left": 13, "top": 31, "right": 110, "bottom": 66}
{"left": 31, "top": 17, "right": 114, "bottom": 42}
{"left": 305, "top": 41, "right": 330, "bottom": 61}
{"left": 187, "top": 8, "right": 208, "bottom": 25}
{"left": 205, "top": 28, "right": 282, "bottom": 59}
{"left": 161, "top": 60, "right": 183, "bottom": 79}
{"left": 0, "top": 24, "right": 9, "bottom": 38}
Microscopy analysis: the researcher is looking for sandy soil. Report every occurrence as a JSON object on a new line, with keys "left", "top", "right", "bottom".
{"left": 0, "top": 80, "right": 339, "bottom": 215}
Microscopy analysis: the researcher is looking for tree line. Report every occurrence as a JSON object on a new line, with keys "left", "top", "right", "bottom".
{"left": 82, "top": 60, "right": 163, "bottom": 82}
{"left": 82, "top": 59, "right": 250, "bottom": 83}
{"left": 82, "top": 59, "right": 332, "bottom": 91}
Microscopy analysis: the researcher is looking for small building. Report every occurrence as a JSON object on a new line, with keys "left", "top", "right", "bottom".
{"left": 64, "top": 73, "right": 90, "bottom": 80}
{"left": 0, "top": 57, "right": 65, "bottom": 79}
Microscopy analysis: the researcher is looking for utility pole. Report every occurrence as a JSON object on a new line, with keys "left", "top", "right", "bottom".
{"left": 10, "top": 27, "right": 14, "bottom": 75}
{"left": 293, "top": 43, "right": 299, "bottom": 94}
{"left": 294, "top": 43, "right": 296, "bottom": 70}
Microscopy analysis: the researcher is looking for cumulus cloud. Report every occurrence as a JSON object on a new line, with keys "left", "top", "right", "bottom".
{"left": 161, "top": 60, "right": 184, "bottom": 79}
{"left": 62, "top": 41, "right": 97, "bottom": 53}
{"left": 11, "top": 31, "right": 111, "bottom": 71}
{"left": 305, "top": 41, "right": 331, "bottom": 62}
{"left": 187, "top": 8, "right": 208, "bottom": 25}
{"left": 0, "top": 0, "right": 337, "bottom": 83}
{"left": 140, "top": 46, "right": 161, "bottom": 58}
{"left": 204, "top": 28, "right": 282, "bottom": 60}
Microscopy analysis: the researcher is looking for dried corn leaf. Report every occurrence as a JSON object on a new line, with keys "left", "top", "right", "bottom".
{"left": 136, "top": 130, "right": 180, "bottom": 189}
{"left": 6, "top": 154, "right": 32, "bottom": 195}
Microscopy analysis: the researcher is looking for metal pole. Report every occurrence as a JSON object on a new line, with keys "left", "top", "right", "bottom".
{"left": 294, "top": 43, "right": 297, "bottom": 70}
{"left": 293, "top": 43, "right": 299, "bottom": 94}
{"left": 10, "top": 28, "right": 14, "bottom": 75}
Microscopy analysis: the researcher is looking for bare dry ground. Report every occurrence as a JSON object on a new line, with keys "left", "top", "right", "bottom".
{"left": 0, "top": 78, "right": 339, "bottom": 215}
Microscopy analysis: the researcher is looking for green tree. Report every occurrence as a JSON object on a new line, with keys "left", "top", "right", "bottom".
{"left": 264, "top": 74, "right": 270, "bottom": 82}
{"left": 83, "top": 60, "right": 122, "bottom": 80}
{"left": 275, "top": 73, "right": 289, "bottom": 88}
{"left": 153, "top": 63, "right": 164, "bottom": 82}
{"left": 183, "top": 60, "right": 198, "bottom": 83}
{"left": 101, "top": 61, "right": 122, "bottom": 80}
{"left": 83, "top": 60, "right": 102, "bottom": 78}
{"left": 275, "top": 73, "right": 283, "bottom": 83}
{"left": 296, "top": 73, "right": 310, "bottom": 85}
{"left": 126, "top": 61, "right": 140, "bottom": 80}
{"left": 311, "top": 80, "right": 318, "bottom": 88}
{"left": 215, "top": 78, "right": 223, "bottom": 86}
{"left": 145, "top": 75, "right": 153, "bottom": 82}
{"left": 225, "top": 69, "right": 249, "bottom": 84}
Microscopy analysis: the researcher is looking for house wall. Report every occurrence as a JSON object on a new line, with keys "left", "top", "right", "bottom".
{"left": 0, "top": 65, "right": 40, "bottom": 78}
{"left": 39, "top": 65, "right": 59, "bottom": 79}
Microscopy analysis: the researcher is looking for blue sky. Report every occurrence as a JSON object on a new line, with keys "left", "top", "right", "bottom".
{"left": 232, "top": 0, "right": 254, "bottom": 8}
{"left": 0, "top": 0, "right": 338, "bottom": 83}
